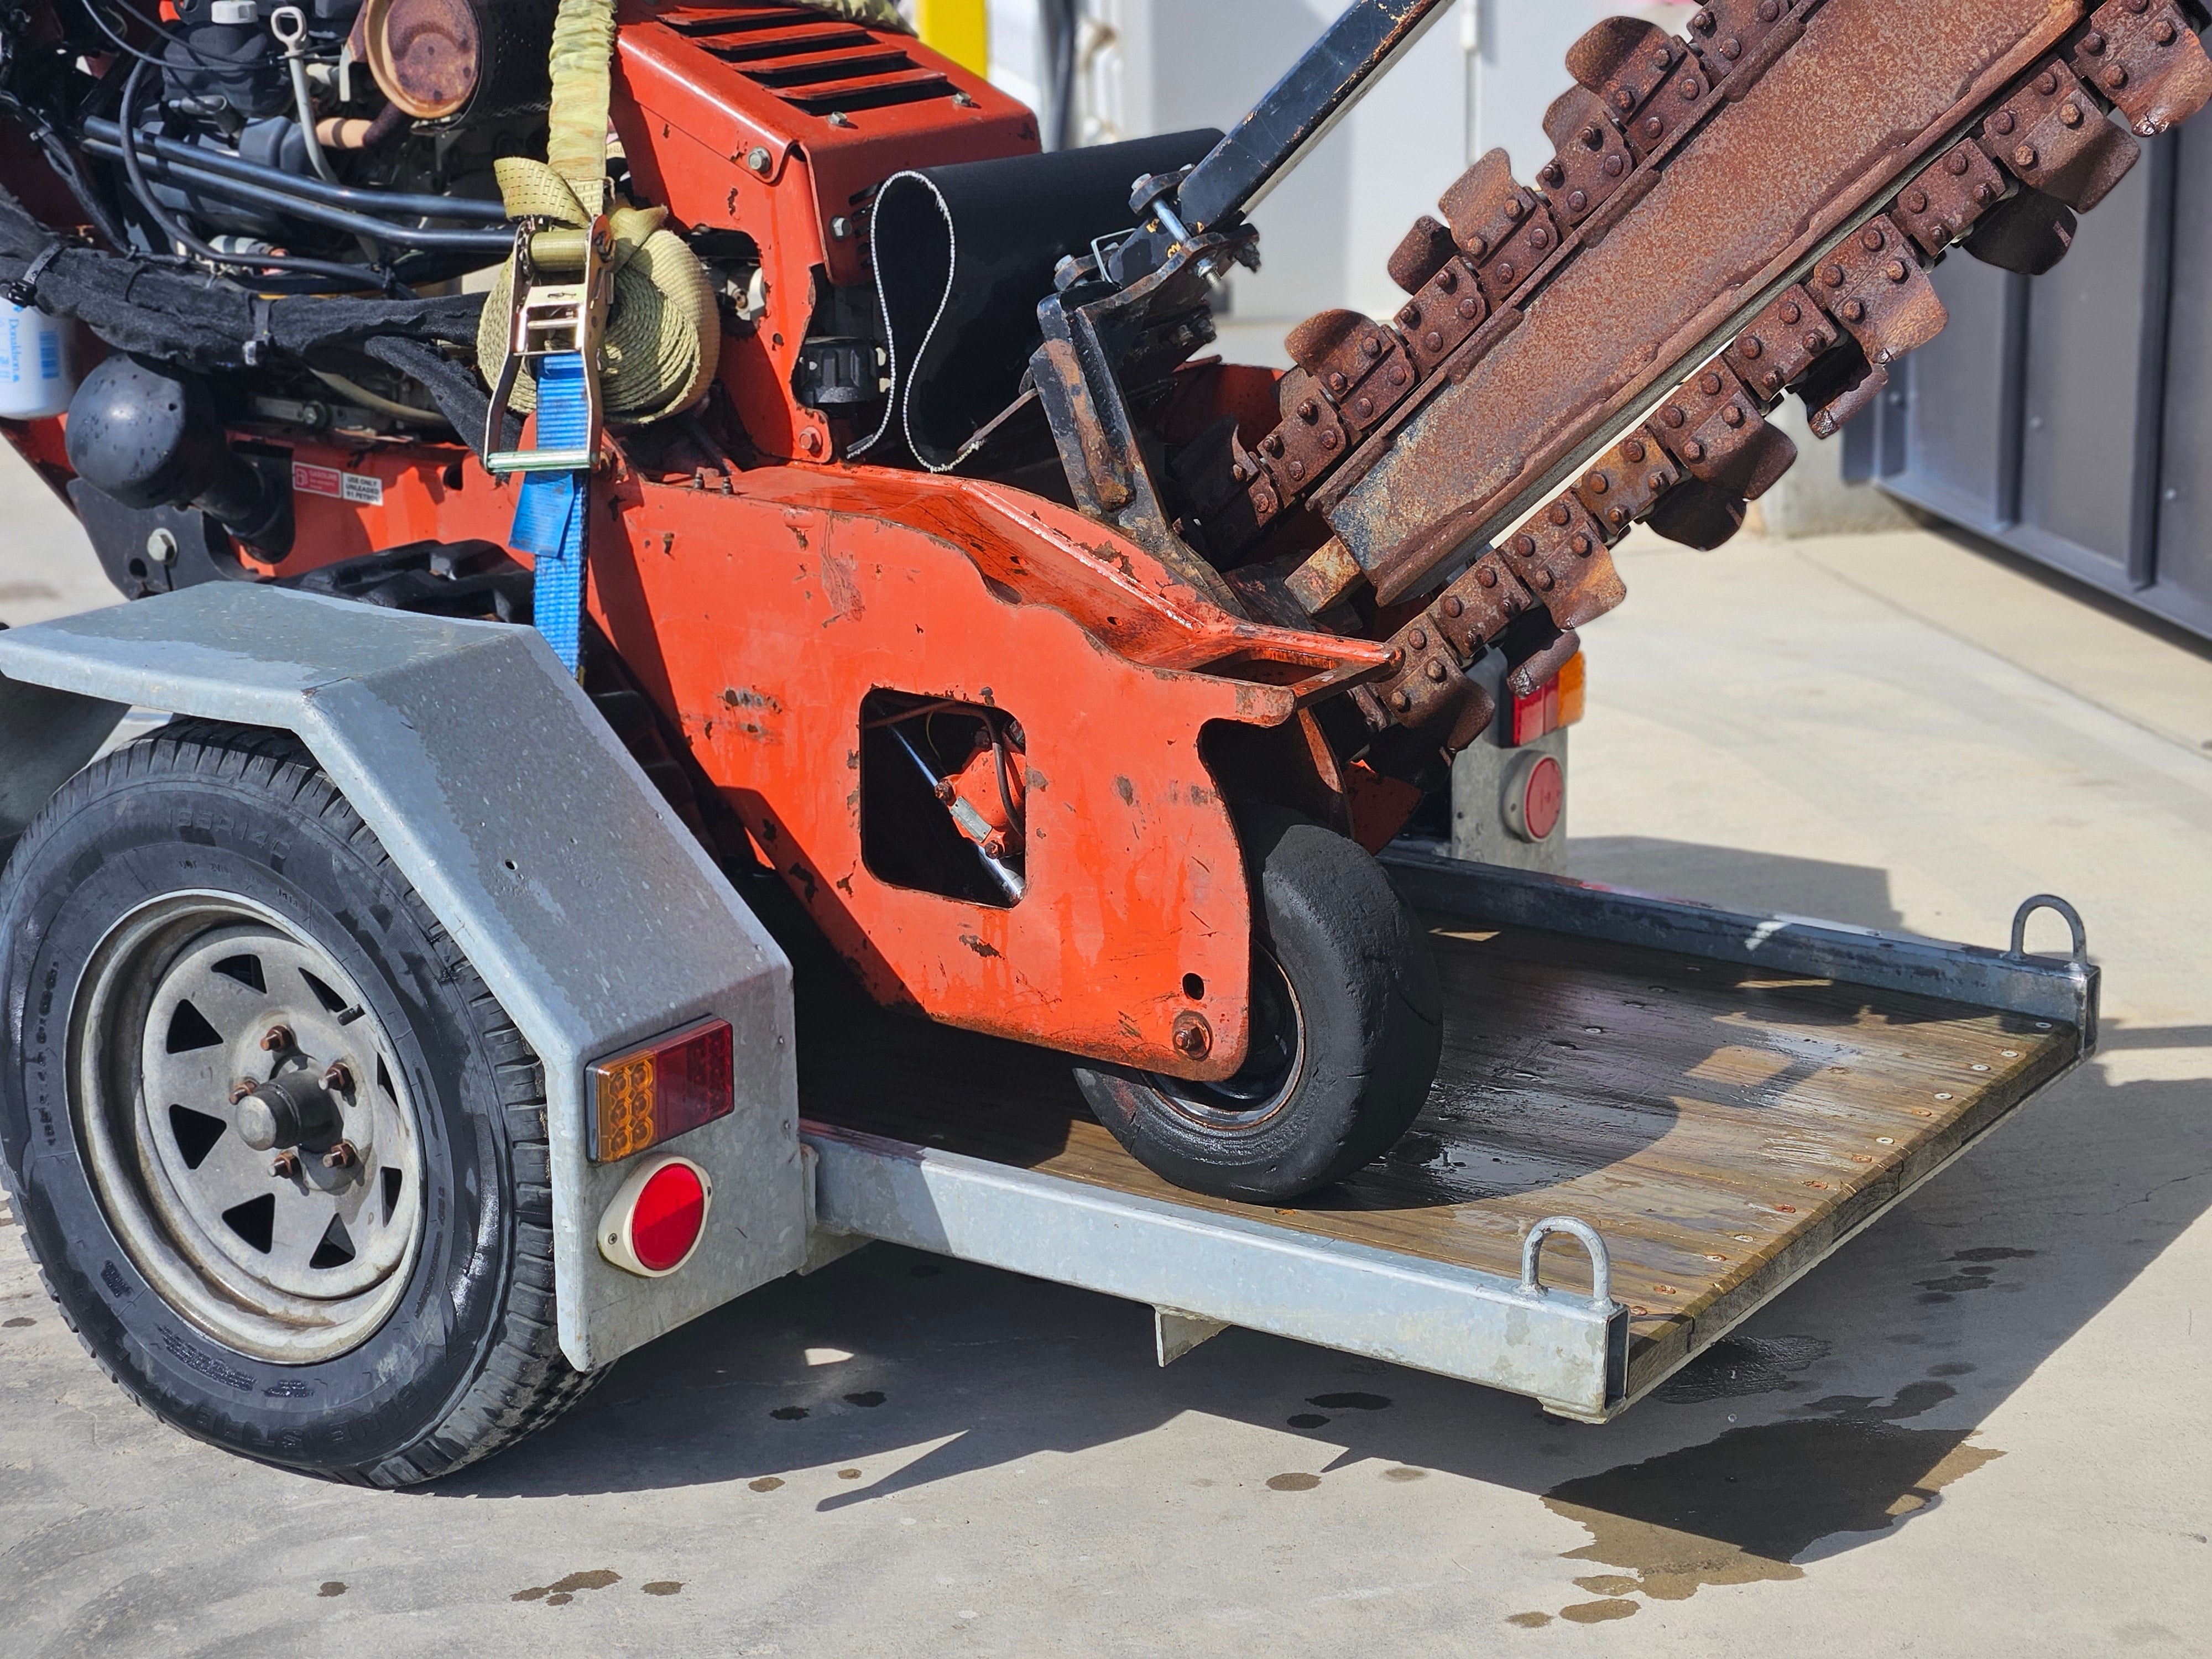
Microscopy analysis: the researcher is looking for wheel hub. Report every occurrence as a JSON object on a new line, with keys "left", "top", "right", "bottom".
{"left": 73, "top": 896, "right": 425, "bottom": 1364}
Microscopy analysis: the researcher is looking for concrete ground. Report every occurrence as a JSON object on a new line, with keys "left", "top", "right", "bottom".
{"left": 1, "top": 447, "right": 2207, "bottom": 1658}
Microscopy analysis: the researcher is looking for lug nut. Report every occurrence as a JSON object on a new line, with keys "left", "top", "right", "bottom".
{"left": 228, "top": 1079, "right": 257, "bottom": 1107}
{"left": 322, "top": 1141, "right": 359, "bottom": 1172}
{"left": 321, "top": 1062, "right": 353, "bottom": 1093}
{"left": 260, "top": 1025, "right": 293, "bottom": 1053}
{"left": 271, "top": 1151, "right": 301, "bottom": 1179}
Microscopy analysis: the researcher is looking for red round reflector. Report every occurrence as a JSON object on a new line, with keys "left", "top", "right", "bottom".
{"left": 1521, "top": 755, "right": 1564, "bottom": 841}
{"left": 629, "top": 1161, "right": 708, "bottom": 1274}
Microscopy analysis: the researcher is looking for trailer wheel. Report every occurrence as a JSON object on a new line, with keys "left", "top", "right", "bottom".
{"left": 1073, "top": 808, "right": 1442, "bottom": 1201}
{"left": 0, "top": 721, "right": 596, "bottom": 1486}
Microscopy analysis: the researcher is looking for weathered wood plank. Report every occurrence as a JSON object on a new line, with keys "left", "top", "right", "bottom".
{"left": 797, "top": 913, "right": 2074, "bottom": 1399}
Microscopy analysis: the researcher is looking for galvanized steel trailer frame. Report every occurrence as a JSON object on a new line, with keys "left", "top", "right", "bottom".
{"left": 800, "top": 858, "right": 2098, "bottom": 1423}
{"left": 0, "top": 585, "right": 2098, "bottom": 1423}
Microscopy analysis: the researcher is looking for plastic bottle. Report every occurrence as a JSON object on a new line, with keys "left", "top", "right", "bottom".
{"left": 0, "top": 302, "right": 76, "bottom": 420}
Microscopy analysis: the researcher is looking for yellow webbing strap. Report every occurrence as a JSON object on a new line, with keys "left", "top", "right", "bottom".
{"left": 477, "top": 0, "right": 720, "bottom": 428}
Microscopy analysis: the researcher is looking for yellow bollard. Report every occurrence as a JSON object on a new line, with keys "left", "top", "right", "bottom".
{"left": 914, "top": 0, "right": 990, "bottom": 77}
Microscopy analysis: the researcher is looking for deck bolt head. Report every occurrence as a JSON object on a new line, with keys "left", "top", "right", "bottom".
{"left": 260, "top": 1025, "right": 293, "bottom": 1053}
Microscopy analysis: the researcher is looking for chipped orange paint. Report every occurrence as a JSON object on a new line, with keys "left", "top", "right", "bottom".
{"left": 587, "top": 463, "right": 1386, "bottom": 1081}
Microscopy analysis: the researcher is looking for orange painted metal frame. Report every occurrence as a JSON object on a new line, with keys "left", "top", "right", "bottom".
{"left": 588, "top": 463, "right": 1387, "bottom": 1079}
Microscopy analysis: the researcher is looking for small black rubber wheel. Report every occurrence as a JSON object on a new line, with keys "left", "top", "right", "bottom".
{"left": 0, "top": 721, "right": 596, "bottom": 1486}
{"left": 1073, "top": 807, "right": 1442, "bottom": 1201}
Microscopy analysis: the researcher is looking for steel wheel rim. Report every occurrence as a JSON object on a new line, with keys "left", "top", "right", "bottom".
{"left": 71, "top": 893, "right": 425, "bottom": 1365}
{"left": 1147, "top": 947, "right": 1307, "bottom": 1131}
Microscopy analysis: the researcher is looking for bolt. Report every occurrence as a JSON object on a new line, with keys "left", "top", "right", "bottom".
{"left": 1568, "top": 189, "right": 1589, "bottom": 213}
{"left": 2082, "top": 29, "right": 2106, "bottom": 54}
{"left": 1586, "top": 471, "right": 1610, "bottom": 493}
{"left": 1622, "top": 437, "right": 1647, "bottom": 463}
{"left": 1905, "top": 188, "right": 1928, "bottom": 213}
{"left": 1388, "top": 364, "right": 1410, "bottom": 388}
{"left": 1580, "top": 124, "right": 1605, "bottom": 151}
{"left": 1298, "top": 399, "right": 1319, "bottom": 422}
{"left": 2105, "top": 66, "right": 2130, "bottom": 91}
{"left": 1571, "top": 535, "right": 1594, "bottom": 556}
{"left": 260, "top": 1025, "right": 293, "bottom": 1053}
{"left": 2036, "top": 70, "right": 2059, "bottom": 96}
{"left": 1321, "top": 427, "right": 1342, "bottom": 450}
{"left": 1679, "top": 76, "right": 1700, "bottom": 101}
{"left": 321, "top": 1061, "right": 352, "bottom": 1093}
{"left": 1327, "top": 371, "right": 1350, "bottom": 395}
{"left": 1287, "top": 459, "right": 1307, "bottom": 482}
{"left": 1684, "top": 440, "right": 1707, "bottom": 462}
{"left": 228, "top": 1079, "right": 256, "bottom": 1107}
{"left": 1530, "top": 226, "right": 1552, "bottom": 252}
{"left": 1426, "top": 660, "right": 1449, "bottom": 683}
{"left": 1603, "top": 154, "right": 1626, "bottom": 178}
{"left": 322, "top": 1140, "right": 358, "bottom": 1171}
{"left": 1740, "top": 336, "right": 1765, "bottom": 361}
{"left": 1822, "top": 263, "right": 1845, "bottom": 287}
{"left": 1700, "top": 371, "right": 1724, "bottom": 396}
{"left": 272, "top": 1151, "right": 301, "bottom": 1179}
{"left": 2154, "top": 18, "right": 2178, "bottom": 44}
{"left": 1423, "top": 331, "right": 1443, "bottom": 353}
{"left": 800, "top": 428, "right": 823, "bottom": 456}
{"left": 1437, "top": 268, "right": 1458, "bottom": 293}
{"left": 1646, "top": 471, "right": 1669, "bottom": 493}
{"left": 1804, "top": 330, "right": 1828, "bottom": 351}
{"left": 1642, "top": 114, "right": 1663, "bottom": 140}
{"left": 1477, "top": 566, "right": 1499, "bottom": 589}
{"left": 1495, "top": 261, "right": 1516, "bottom": 286}
{"left": 1504, "top": 198, "right": 1525, "bottom": 222}
{"left": 1992, "top": 110, "right": 2016, "bottom": 136}
{"left": 1361, "top": 335, "right": 1384, "bottom": 358}
{"left": 1609, "top": 505, "right": 1631, "bottom": 527}
{"left": 1722, "top": 38, "right": 1742, "bottom": 62}
{"left": 2059, "top": 101, "right": 2084, "bottom": 127}
{"left": 1355, "top": 394, "right": 1376, "bottom": 420}
{"left": 1842, "top": 298, "right": 1866, "bottom": 323}
{"left": 1539, "top": 161, "right": 1563, "bottom": 187}
{"left": 1408, "top": 627, "right": 1429, "bottom": 650}
{"left": 1457, "top": 297, "right": 1481, "bottom": 320}
{"left": 1389, "top": 690, "right": 1412, "bottom": 713}
{"left": 1533, "top": 570, "right": 1556, "bottom": 592}
{"left": 1757, "top": 0, "right": 1779, "bottom": 19}
{"left": 2015, "top": 144, "right": 2038, "bottom": 171}
{"left": 1723, "top": 405, "right": 1746, "bottom": 427}
{"left": 1887, "top": 259, "right": 1910, "bottom": 283}
{"left": 746, "top": 146, "right": 772, "bottom": 174}
{"left": 1861, "top": 225, "right": 1886, "bottom": 252}
{"left": 1948, "top": 150, "right": 1971, "bottom": 175}
{"left": 1780, "top": 300, "right": 1803, "bottom": 324}
{"left": 1443, "top": 595, "right": 1464, "bottom": 618}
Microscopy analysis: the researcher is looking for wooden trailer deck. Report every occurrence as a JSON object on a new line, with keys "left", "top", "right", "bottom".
{"left": 796, "top": 856, "right": 2094, "bottom": 1412}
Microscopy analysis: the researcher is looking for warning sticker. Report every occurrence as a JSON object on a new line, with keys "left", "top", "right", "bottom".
{"left": 292, "top": 462, "right": 384, "bottom": 506}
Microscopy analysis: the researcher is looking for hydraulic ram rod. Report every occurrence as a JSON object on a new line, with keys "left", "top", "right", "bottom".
{"left": 1174, "top": 0, "right": 1456, "bottom": 234}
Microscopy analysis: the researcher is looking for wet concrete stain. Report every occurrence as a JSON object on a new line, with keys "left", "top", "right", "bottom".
{"left": 1529, "top": 1381, "right": 2001, "bottom": 1623}
{"left": 837, "top": 1468, "right": 863, "bottom": 1480}
{"left": 1505, "top": 1611, "right": 1551, "bottom": 1628}
{"left": 769, "top": 1406, "right": 809, "bottom": 1421}
{"left": 643, "top": 1582, "right": 683, "bottom": 1597}
{"left": 1654, "top": 1335, "right": 1831, "bottom": 1404}
{"left": 317, "top": 1583, "right": 346, "bottom": 1598}
{"left": 1308, "top": 1392, "right": 1391, "bottom": 1411}
{"left": 1383, "top": 1467, "right": 1427, "bottom": 1482}
{"left": 844, "top": 1390, "right": 886, "bottom": 1407}
{"left": 1287, "top": 1413, "right": 1330, "bottom": 1430}
{"left": 3, "top": 1317, "right": 33, "bottom": 1328}
{"left": 1266, "top": 1473, "right": 1322, "bottom": 1492}
{"left": 1917, "top": 1246, "right": 2036, "bottom": 1295}
{"left": 513, "top": 1570, "right": 622, "bottom": 1606}
{"left": 748, "top": 1477, "right": 785, "bottom": 1493}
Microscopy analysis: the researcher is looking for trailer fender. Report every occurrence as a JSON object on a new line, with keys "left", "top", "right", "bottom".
{"left": 0, "top": 583, "right": 805, "bottom": 1371}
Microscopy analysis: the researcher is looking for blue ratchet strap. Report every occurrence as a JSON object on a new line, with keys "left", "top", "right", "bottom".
{"left": 508, "top": 353, "right": 594, "bottom": 675}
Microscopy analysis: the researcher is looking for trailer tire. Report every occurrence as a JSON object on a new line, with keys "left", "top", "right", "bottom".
{"left": 0, "top": 720, "right": 597, "bottom": 1486}
{"left": 1073, "top": 807, "right": 1442, "bottom": 1202}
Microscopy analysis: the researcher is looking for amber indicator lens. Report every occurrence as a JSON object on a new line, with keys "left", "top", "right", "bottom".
{"left": 588, "top": 1019, "right": 735, "bottom": 1162}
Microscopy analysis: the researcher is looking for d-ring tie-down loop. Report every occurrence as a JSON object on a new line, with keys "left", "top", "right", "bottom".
{"left": 2007, "top": 895, "right": 2089, "bottom": 964}
{"left": 1520, "top": 1217, "right": 1614, "bottom": 1312}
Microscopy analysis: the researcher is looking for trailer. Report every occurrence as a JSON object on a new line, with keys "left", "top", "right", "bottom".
{"left": 0, "top": 588, "right": 2096, "bottom": 1443}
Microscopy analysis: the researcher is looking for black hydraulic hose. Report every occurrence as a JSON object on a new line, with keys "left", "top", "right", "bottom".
{"left": 113, "top": 60, "right": 400, "bottom": 290}
{"left": 84, "top": 135, "right": 515, "bottom": 252}
{"left": 82, "top": 116, "right": 512, "bottom": 225}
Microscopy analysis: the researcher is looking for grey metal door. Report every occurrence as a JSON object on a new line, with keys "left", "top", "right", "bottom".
{"left": 1869, "top": 131, "right": 2212, "bottom": 642}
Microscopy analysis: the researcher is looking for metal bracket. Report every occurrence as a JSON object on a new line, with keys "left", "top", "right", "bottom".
{"left": 1519, "top": 1216, "right": 1615, "bottom": 1312}
{"left": 2007, "top": 893, "right": 2089, "bottom": 963}
{"left": 1155, "top": 1307, "right": 1229, "bottom": 1365}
